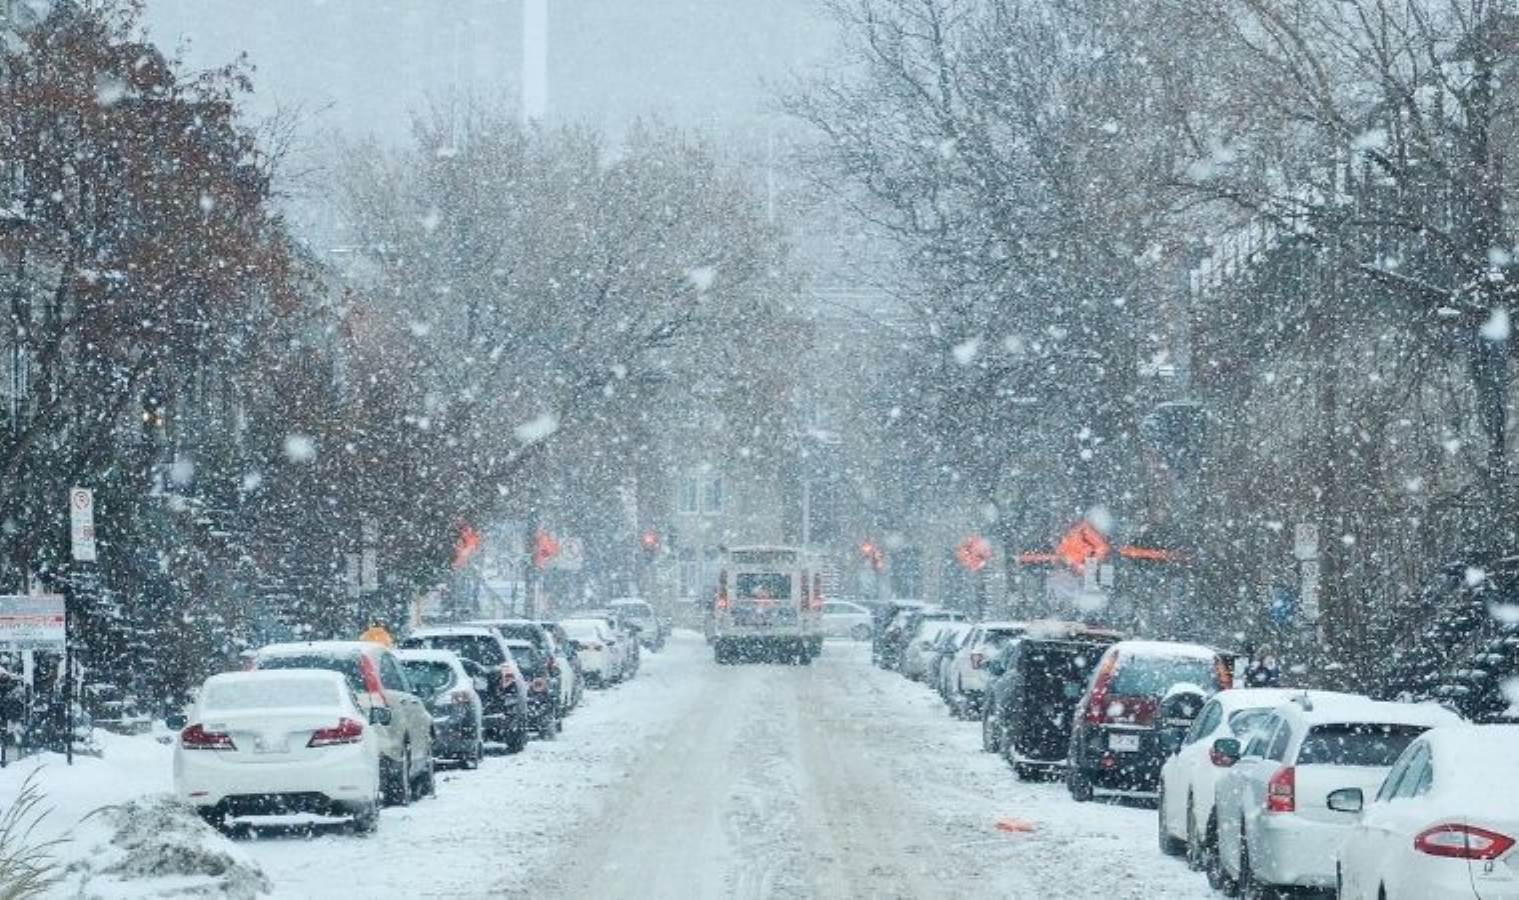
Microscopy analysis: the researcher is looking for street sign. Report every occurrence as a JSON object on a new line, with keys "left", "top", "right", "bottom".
{"left": 1293, "top": 523, "right": 1319, "bottom": 561}
{"left": 0, "top": 594, "right": 65, "bottom": 651}
{"left": 1299, "top": 559, "right": 1321, "bottom": 623}
{"left": 69, "top": 487, "right": 96, "bottom": 562}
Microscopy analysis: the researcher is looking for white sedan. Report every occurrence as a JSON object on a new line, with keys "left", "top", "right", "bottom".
{"left": 1335, "top": 723, "right": 1519, "bottom": 899}
{"left": 1155, "top": 687, "right": 1304, "bottom": 871}
{"left": 171, "top": 669, "right": 383, "bottom": 832}
{"left": 820, "top": 601, "right": 872, "bottom": 640}
{"left": 561, "top": 618, "right": 618, "bottom": 686}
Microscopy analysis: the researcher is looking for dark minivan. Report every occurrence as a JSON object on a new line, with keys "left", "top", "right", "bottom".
{"left": 981, "top": 623, "right": 1121, "bottom": 779}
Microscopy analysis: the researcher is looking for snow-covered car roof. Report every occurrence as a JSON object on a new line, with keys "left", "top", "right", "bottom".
{"left": 1209, "top": 687, "right": 1334, "bottom": 712}
{"left": 468, "top": 618, "right": 543, "bottom": 629}
{"left": 609, "top": 598, "right": 651, "bottom": 608}
{"left": 395, "top": 648, "right": 471, "bottom": 670}
{"left": 976, "top": 621, "right": 1028, "bottom": 633}
{"left": 407, "top": 625, "right": 502, "bottom": 639}
{"left": 255, "top": 640, "right": 388, "bottom": 658}
{"left": 204, "top": 668, "right": 348, "bottom": 688}
{"left": 1271, "top": 693, "right": 1463, "bottom": 729}
{"left": 1418, "top": 724, "right": 1519, "bottom": 803}
{"left": 1111, "top": 639, "right": 1222, "bottom": 661}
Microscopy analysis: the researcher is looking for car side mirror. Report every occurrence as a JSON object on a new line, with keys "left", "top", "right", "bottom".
{"left": 165, "top": 713, "right": 187, "bottom": 730}
{"left": 369, "top": 706, "right": 393, "bottom": 726}
{"left": 1209, "top": 737, "right": 1242, "bottom": 767}
{"left": 986, "top": 660, "right": 1005, "bottom": 677}
{"left": 1327, "top": 787, "right": 1364, "bottom": 814}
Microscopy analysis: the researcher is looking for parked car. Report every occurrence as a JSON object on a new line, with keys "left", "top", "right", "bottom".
{"left": 1334, "top": 723, "right": 1519, "bottom": 900}
{"left": 874, "top": 601, "right": 927, "bottom": 668}
{"left": 899, "top": 611, "right": 970, "bottom": 680}
{"left": 609, "top": 597, "right": 666, "bottom": 651}
{"left": 982, "top": 622, "right": 1120, "bottom": 779}
{"left": 397, "top": 648, "right": 485, "bottom": 769}
{"left": 578, "top": 609, "right": 640, "bottom": 680}
{"left": 1212, "top": 693, "right": 1462, "bottom": 897}
{"left": 503, "top": 638, "right": 561, "bottom": 738}
{"left": 1067, "top": 639, "right": 1234, "bottom": 801}
{"left": 535, "top": 620, "right": 583, "bottom": 712}
{"left": 1156, "top": 687, "right": 1315, "bottom": 872}
{"left": 172, "top": 669, "right": 382, "bottom": 831}
{"left": 469, "top": 618, "right": 568, "bottom": 701}
{"left": 251, "top": 640, "right": 435, "bottom": 805}
{"left": 561, "top": 617, "right": 618, "bottom": 687}
{"left": 946, "top": 621, "right": 1027, "bottom": 718}
{"left": 396, "top": 626, "right": 530, "bottom": 753}
{"left": 821, "top": 600, "right": 874, "bottom": 641}
{"left": 929, "top": 622, "right": 975, "bottom": 699}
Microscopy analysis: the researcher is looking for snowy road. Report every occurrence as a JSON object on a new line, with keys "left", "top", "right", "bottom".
{"left": 20, "top": 632, "right": 1215, "bottom": 898}
{"left": 511, "top": 633, "right": 1213, "bottom": 900}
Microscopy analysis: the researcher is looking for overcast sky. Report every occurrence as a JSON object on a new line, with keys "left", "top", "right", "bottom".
{"left": 141, "top": 0, "right": 838, "bottom": 146}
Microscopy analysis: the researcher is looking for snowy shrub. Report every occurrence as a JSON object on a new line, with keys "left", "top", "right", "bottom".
{"left": 0, "top": 772, "right": 65, "bottom": 900}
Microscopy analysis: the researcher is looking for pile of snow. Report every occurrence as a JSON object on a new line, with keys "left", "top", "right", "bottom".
{"left": 62, "top": 796, "right": 269, "bottom": 899}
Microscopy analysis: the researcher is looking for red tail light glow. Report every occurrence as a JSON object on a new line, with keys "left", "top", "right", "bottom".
{"left": 499, "top": 663, "right": 516, "bottom": 689}
{"left": 531, "top": 677, "right": 548, "bottom": 692}
{"left": 1084, "top": 652, "right": 1119, "bottom": 726}
{"left": 1265, "top": 766, "right": 1296, "bottom": 813}
{"left": 181, "top": 724, "right": 236, "bottom": 750}
{"left": 1414, "top": 824, "right": 1515, "bottom": 860}
{"left": 308, "top": 717, "right": 365, "bottom": 748}
{"left": 970, "top": 652, "right": 985, "bottom": 670}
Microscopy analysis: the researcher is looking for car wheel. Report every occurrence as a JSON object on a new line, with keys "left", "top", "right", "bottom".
{"left": 981, "top": 708, "right": 998, "bottom": 753}
{"left": 384, "top": 746, "right": 413, "bottom": 807}
{"left": 1206, "top": 815, "right": 1236, "bottom": 895}
{"left": 417, "top": 750, "right": 436, "bottom": 798}
{"left": 1158, "top": 785, "right": 1186, "bottom": 855}
{"left": 850, "top": 623, "right": 871, "bottom": 641}
{"left": 506, "top": 711, "right": 529, "bottom": 754}
{"left": 1013, "top": 762, "right": 1038, "bottom": 781}
{"left": 1239, "top": 834, "right": 1274, "bottom": 900}
{"left": 351, "top": 800, "right": 379, "bottom": 835}
{"left": 539, "top": 710, "right": 559, "bottom": 740}
{"left": 1185, "top": 802, "right": 1207, "bottom": 872}
{"left": 195, "top": 808, "right": 227, "bottom": 832}
{"left": 1067, "top": 768, "right": 1094, "bottom": 802}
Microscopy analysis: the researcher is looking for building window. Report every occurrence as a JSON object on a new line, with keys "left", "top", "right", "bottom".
{"left": 702, "top": 474, "right": 724, "bottom": 513}
{"left": 679, "top": 476, "right": 699, "bottom": 513}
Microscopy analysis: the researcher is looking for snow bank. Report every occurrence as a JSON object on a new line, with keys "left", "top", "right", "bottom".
{"left": 61, "top": 796, "right": 270, "bottom": 899}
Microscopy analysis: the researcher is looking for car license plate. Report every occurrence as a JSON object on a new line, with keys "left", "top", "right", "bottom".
{"left": 1109, "top": 733, "right": 1141, "bottom": 753}
{"left": 253, "top": 737, "right": 288, "bottom": 754}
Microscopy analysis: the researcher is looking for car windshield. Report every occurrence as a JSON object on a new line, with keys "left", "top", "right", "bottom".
{"left": 257, "top": 655, "right": 365, "bottom": 694}
{"left": 203, "top": 679, "right": 340, "bottom": 711}
{"left": 1296, "top": 724, "right": 1428, "bottom": 766}
{"left": 1110, "top": 656, "right": 1220, "bottom": 696}
{"left": 400, "top": 661, "right": 455, "bottom": 697}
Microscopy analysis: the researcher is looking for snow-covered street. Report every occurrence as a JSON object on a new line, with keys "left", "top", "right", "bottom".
{"left": 6, "top": 631, "right": 1218, "bottom": 898}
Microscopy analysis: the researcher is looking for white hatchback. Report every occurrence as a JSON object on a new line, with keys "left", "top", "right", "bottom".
{"left": 172, "top": 669, "right": 383, "bottom": 832}
{"left": 1335, "top": 723, "right": 1519, "bottom": 899}
{"left": 561, "top": 618, "right": 618, "bottom": 686}
{"left": 1212, "top": 693, "right": 1462, "bottom": 895}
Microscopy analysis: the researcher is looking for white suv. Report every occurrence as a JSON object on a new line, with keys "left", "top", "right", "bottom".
{"left": 947, "top": 621, "right": 1026, "bottom": 717}
{"left": 1211, "top": 693, "right": 1461, "bottom": 896}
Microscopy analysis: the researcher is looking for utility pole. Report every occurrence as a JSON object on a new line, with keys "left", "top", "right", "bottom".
{"left": 522, "top": 0, "right": 547, "bottom": 123}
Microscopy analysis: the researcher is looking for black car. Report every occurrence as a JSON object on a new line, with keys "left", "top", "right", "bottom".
{"left": 871, "top": 600, "right": 925, "bottom": 668}
{"left": 398, "top": 649, "right": 486, "bottom": 769}
{"left": 982, "top": 624, "right": 1121, "bottom": 780}
{"left": 398, "top": 626, "right": 530, "bottom": 753}
{"left": 503, "top": 639, "right": 561, "bottom": 738}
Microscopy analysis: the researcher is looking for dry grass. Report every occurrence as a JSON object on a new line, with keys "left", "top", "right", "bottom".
{"left": 0, "top": 771, "right": 65, "bottom": 900}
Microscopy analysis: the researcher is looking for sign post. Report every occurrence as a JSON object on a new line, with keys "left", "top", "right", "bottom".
{"left": 64, "top": 487, "right": 97, "bottom": 765}
{"left": 1293, "top": 523, "right": 1322, "bottom": 644}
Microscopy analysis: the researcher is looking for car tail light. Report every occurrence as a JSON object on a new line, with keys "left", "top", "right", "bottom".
{"left": 970, "top": 651, "right": 985, "bottom": 670}
{"left": 531, "top": 677, "right": 548, "bottom": 692}
{"left": 1415, "top": 824, "right": 1516, "bottom": 860}
{"left": 1265, "top": 766, "right": 1295, "bottom": 813}
{"left": 1084, "top": 652, "right": 1119, "bottom": 726}
{"left": 450, "top": 690, "right": 473, "bottom": 705}
{"left": 181, "top": 724, "right": 236, "bottom": 750}
{"left": 547, "top": 656, "right": 560, "bottom": 676}
{"left": 716, "top": 570, "right": 730, "bottom": 611}
{"left": 308, "top": 717, "right": 365, "bottom": 748}
{"left": 1214, "top": 657, "right": 1233, "bottom": 690}
{"left": 499, "top": 663, "right": 516, "bottom": 689}
{"left": 811, "top": 573, "right": 824, "bottom": 611}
